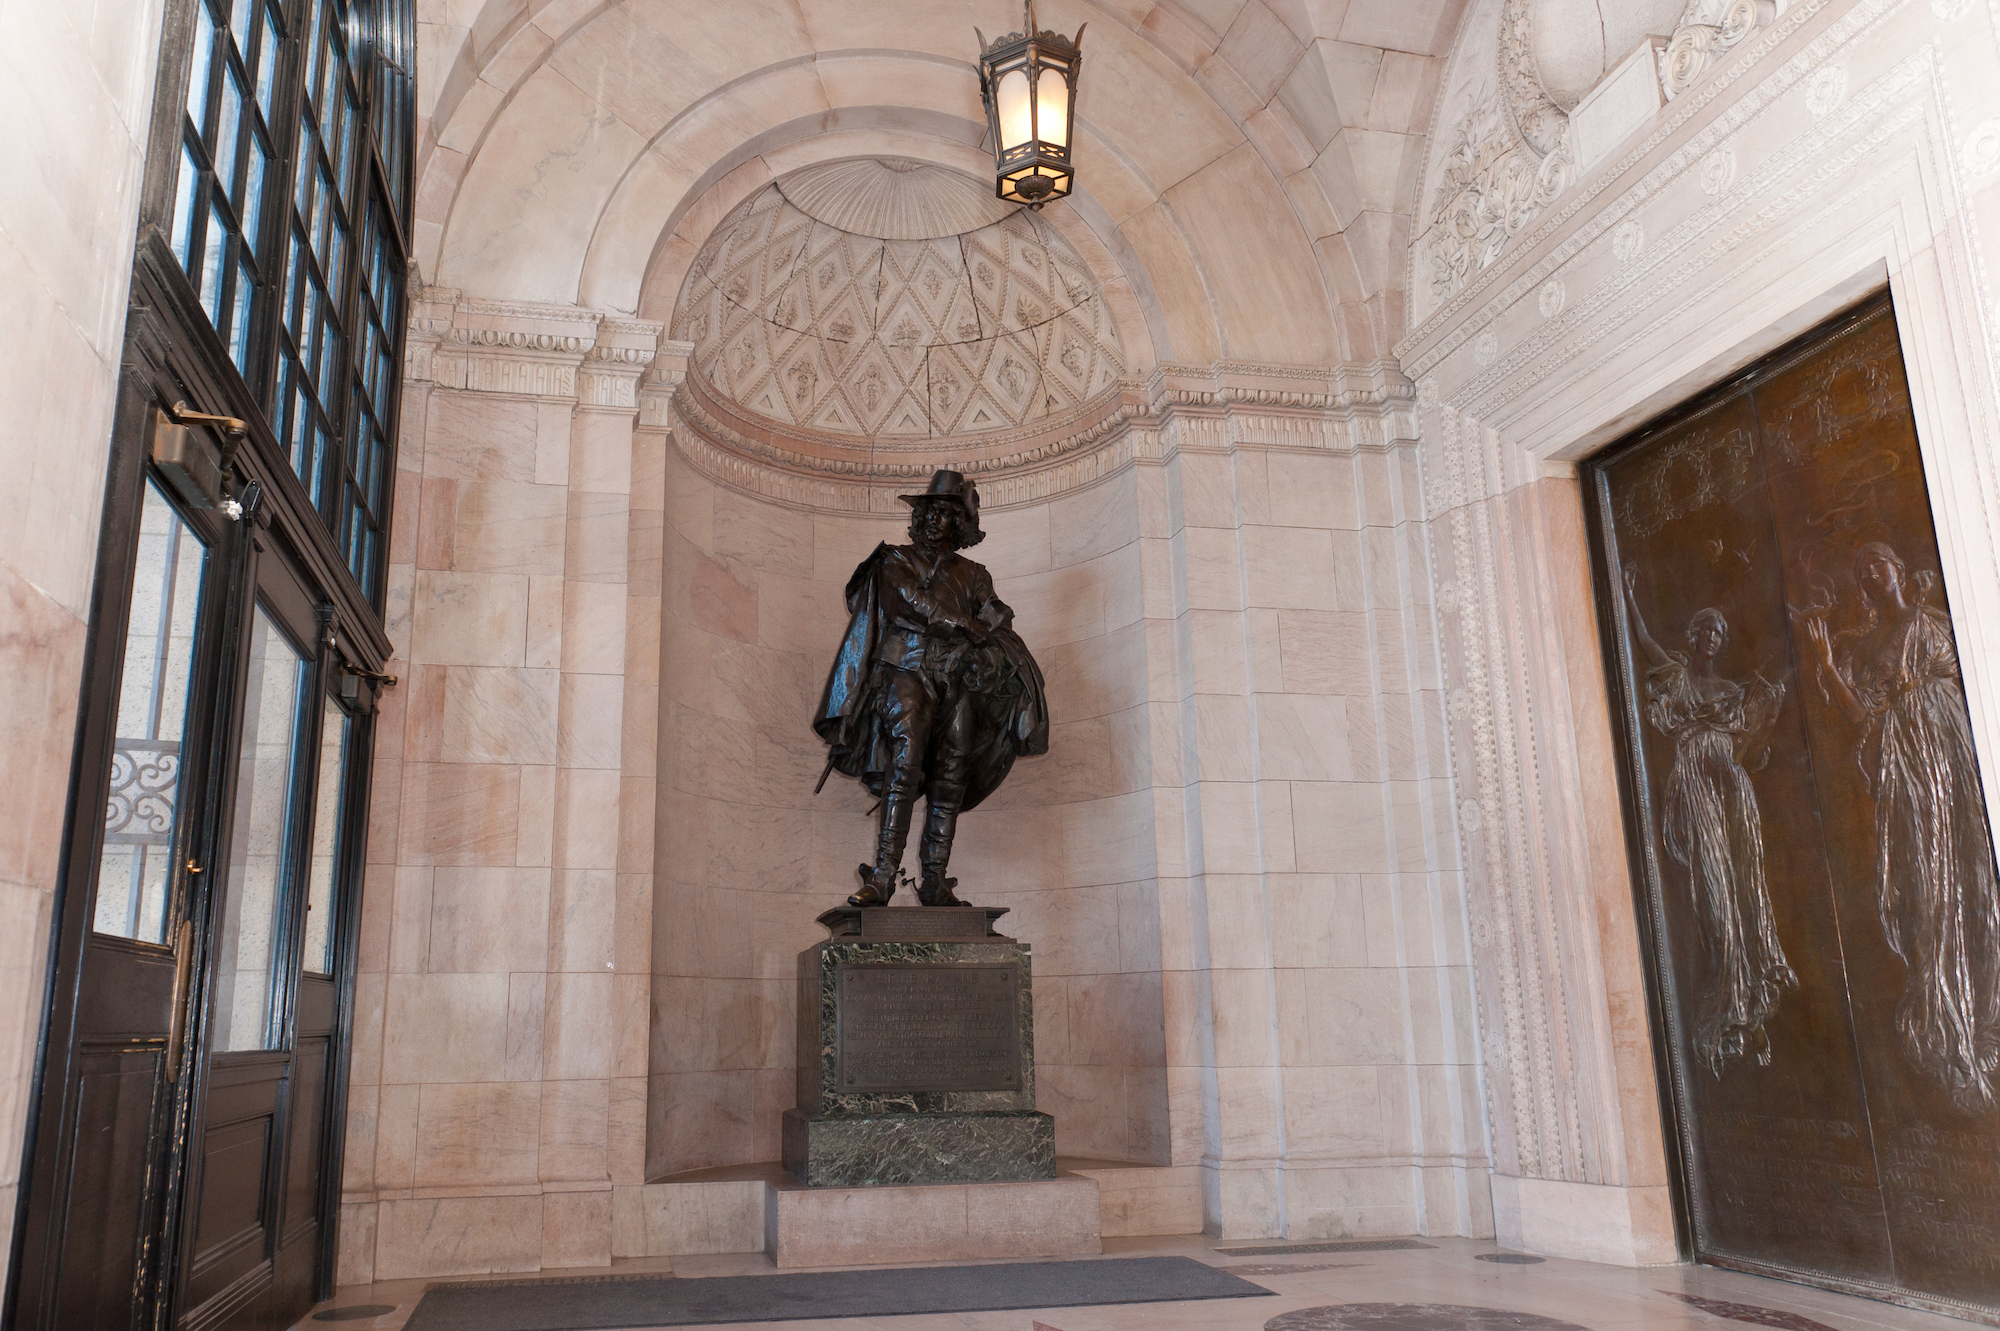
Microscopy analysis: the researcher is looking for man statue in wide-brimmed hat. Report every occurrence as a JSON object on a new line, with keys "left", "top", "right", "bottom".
{"left": 813, "top": 469, "right": 1049, "bottom": 907}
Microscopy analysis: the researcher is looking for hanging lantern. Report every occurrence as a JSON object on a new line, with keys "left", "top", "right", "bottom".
{"left": 975, "top": 4, "right": 1084, "bottom": 209}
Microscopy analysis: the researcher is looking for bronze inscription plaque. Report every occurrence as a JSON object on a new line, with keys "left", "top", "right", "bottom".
{"left": 1589, "top": 295, "right": 2000, "bottom": 1316}
{"left": 836, "top": 964, "right": 1022, "bottom": 1093}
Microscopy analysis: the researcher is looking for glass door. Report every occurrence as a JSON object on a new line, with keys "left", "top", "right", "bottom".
{"left": 175, "top": 540, "right": 359, "bottom": 1331}
{"left": 9, "top": 0, "right": 408, "bottom": 1324}
{"left": 8, "top": 470, "right": 228, "bottom": 1331}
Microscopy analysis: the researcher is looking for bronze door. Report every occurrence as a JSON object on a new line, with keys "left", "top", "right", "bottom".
{"left": 1589, "top": 294, "right": 2000, "bottom": 1315}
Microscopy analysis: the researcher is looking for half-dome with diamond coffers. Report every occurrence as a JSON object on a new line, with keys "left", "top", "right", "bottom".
{"left": 671, "top": 158, "right": 1125, "bottom": 444}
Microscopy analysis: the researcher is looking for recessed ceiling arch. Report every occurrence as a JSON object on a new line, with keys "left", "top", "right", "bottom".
{"left": 416, "top": 0, "right": 1474, "bottom": 363}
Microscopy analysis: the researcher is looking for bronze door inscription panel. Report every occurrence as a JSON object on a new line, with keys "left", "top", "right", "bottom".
{"left": 1589, "top": 296, "right": 2000, "bottom": 1314}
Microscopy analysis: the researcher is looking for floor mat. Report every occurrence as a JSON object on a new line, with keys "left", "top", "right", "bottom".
{"left": 1223, "top": 1240, "right": 1436, "bottom": 1256}
{"left": 400, "top": 1255, "right": 1275, "bottom": 1330}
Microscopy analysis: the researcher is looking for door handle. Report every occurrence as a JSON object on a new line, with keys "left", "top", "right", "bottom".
{"left": 165, "top": 916, "right": 195, "bottom": 1083}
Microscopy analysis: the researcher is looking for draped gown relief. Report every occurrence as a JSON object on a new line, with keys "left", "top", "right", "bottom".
{"left": 1814, "top": 570, "right": 2000, "bottom": 1113}
{"left": 1646, "top": 657, "right": 1796, "bottom": 1074}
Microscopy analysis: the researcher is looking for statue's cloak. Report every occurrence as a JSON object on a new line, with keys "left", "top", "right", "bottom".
{"left": 813, "top": 542, "right": 1049, "bottom": 810}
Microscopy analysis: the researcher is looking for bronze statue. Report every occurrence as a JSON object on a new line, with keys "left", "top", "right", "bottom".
{"left": 813, "top": 470, "right": 1048, "bottom": 907}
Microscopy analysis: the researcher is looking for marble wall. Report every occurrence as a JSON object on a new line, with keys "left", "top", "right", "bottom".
{"left": 337, "top": 296, "right": 667, "bottom": 1281}
{"left": 640, "top": 378, "right": 1488, "bottom": 1240}
{"left": 0, "top": 0, "right": 167, "bottom": 1294}
{"left": 334, "top": 0, "right": 1507, "bottom": 1272}
{"left": 1139, "top": 376, "right": 1488, "bottom": 1242}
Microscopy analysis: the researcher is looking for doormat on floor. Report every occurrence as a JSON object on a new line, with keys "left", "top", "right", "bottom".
{"left": 400, "top": 1255, "right": 1275, "bottom": 1330}
{"left": 1223, "top": 1240, "right": 1436, "bottom": 1256}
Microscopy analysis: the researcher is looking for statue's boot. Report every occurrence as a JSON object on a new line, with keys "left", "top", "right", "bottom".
{"left": 917, "top": 798, "right": 968, "bottom": 907}
{"left": 848, "top": 793, "right": 914, "bottom": 907}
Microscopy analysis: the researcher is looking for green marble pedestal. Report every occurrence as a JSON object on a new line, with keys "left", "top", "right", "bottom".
{"left": 782, "top": 906, "right": 1056, "bottom": 1187}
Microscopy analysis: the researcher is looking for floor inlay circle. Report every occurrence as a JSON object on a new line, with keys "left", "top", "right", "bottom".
{"left": 1267, "top": 1304, "right": 1593, "bottom": 1331}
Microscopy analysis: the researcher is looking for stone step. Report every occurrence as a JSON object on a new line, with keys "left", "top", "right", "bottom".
{"left": 766, "top": 1170, "right": 1101, "bottom": 1268}
{"left": 612, "top": 1163, "right": 1114, "bottom": 1266}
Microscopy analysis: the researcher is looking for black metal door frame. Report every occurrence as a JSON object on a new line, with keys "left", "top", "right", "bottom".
{"left": 4, "top": 0, "right": 401, "bottom": 1318}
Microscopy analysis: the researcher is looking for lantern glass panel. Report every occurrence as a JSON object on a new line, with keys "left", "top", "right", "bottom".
{"left": 997, "top": 67, "right": 1032, "bottom": 152}
{"left": 1036, "top": 66, "right": 1069, "bottom": 147}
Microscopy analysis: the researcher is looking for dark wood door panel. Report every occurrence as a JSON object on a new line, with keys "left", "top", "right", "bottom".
{"left": 1590, "top": 294, "right": 2000, "bottom": 1317}
{"left": 75, "top": 942, "right": 179, "bottom": 1038}
{"left": 186, "top": 1055, "right": 289, "bottom": 1317}
{"left": 49, "top": 1048, "right": 167, "bottom": 1331}
{"left": 282, "top": 1038, "right": 328, "bottom": 1241}
{"left": 192, "top": 1119, "right": 271, "bottom": 1260}
{"left": 295, "top": 975, "right": 335, "bottom": 1033}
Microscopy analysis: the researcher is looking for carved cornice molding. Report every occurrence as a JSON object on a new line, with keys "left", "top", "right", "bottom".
{"left": 434, "top": 297, "right": 601, "bottom": 398}
{"left": 671, "top": 365, "right": 1134, "bottom": 476}
{"left": 664, "top": 358, "right": 1420, "bottom": 512}
{"left": 667, "top": 406, "right": 1148, "bottom": 513}
{"left": 671, "top": 377, "right": 1132, "bottom": 481}
{"left": 1145, "top": 359, "right": 1418, "bottom": 416}
{"left": 1401, "top": 0, "right": 1859, "bottom": 374}
{"left": 405, "top": 295, "right": 669, "bottom": 404}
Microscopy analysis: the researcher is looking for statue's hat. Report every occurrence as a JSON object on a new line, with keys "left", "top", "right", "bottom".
{"left": 900, "top": 469, "right": 983, "bottom": 545}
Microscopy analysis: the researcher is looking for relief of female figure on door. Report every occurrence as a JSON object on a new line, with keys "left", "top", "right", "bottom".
{"left": 1625, "top": 566, "right": 1797, "bottom": 1075}
{"left": 1798, "top": 541, "right": 2000, "bottom": 1114}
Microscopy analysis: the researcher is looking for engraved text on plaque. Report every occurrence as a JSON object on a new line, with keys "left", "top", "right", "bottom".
{"left": 836, "top": 964, "right": 1022, "bottom": 1093}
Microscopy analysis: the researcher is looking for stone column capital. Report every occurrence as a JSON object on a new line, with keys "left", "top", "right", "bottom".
{"left": 637, "top": 339, "right": 694, "bottom": 429}
{"left": 402, "top": 285, "right": 461, "bottom": 385}
{"left": 578, "top": 317, "right": 670, "bottom": 413}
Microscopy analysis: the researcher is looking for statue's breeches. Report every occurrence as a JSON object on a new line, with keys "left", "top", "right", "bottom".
{"left": 876, "top": 665, "right": 972, "bottom": 809}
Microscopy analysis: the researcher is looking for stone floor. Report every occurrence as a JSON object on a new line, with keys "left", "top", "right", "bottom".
{"left": 290, "top": 1235, "right": 1988, "bottom": 1331}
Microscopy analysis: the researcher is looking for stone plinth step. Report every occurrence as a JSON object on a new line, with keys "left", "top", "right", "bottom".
{"left": 764, "top": 1171, "right": 1102, "bottom": 1269}
{"left": 783, "top": 1109, "right": 1055, "bottom": 1187}
{"left": 615, "top": 1159, "right": 1191, "bottom": 1260}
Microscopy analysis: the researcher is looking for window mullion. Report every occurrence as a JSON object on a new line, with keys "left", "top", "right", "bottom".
{"left": 249, "top": 0, "right": 312, "bottom": 413}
